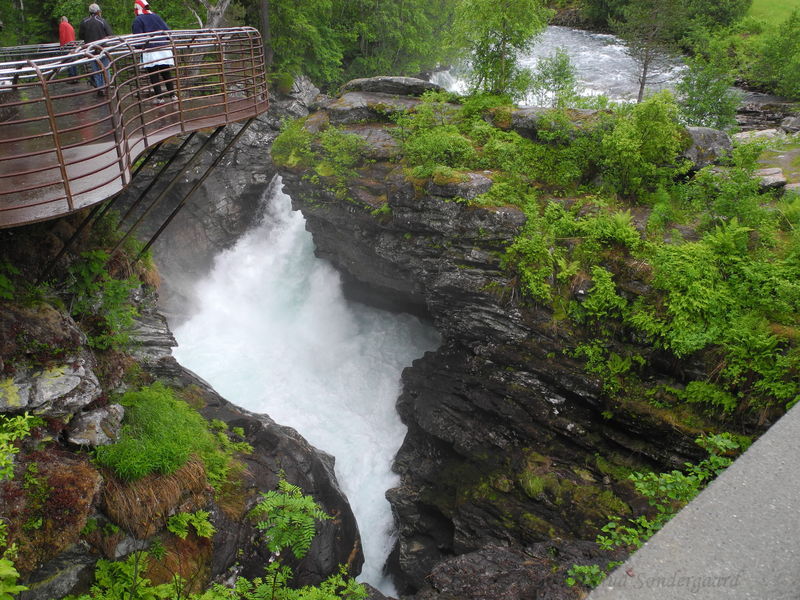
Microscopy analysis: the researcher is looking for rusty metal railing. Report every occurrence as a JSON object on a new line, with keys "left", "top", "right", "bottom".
{"left": 0, "top": 27, "right": 268, "bottom": 228}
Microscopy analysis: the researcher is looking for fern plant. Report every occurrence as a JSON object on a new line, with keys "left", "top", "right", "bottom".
{"left": 249, "top": 479, "right": 330, "bottom": 560}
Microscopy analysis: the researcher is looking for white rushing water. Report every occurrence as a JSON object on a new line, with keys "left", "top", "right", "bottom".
{"left": 171, "top": 178, "right": 440, "bottom": 593}
{"left": 431, "top": 25, "right": 685, "bottom": 102}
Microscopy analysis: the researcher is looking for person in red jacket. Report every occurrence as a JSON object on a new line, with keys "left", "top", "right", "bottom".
{"left": 59, "top": 16, "right": 78, "bottom": 81}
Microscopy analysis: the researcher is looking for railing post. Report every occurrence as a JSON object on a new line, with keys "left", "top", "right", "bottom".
{"left": 213, "top": 30, "right": 231, "bottom": 124}
{"left": 103, "top": 50, "right": 131, "bottom": 188}
{"left": 29, "top": 60, "right": 74, "bottom": 211}
{"left": 125, "top": 37, "right": 150, "bottom": 149}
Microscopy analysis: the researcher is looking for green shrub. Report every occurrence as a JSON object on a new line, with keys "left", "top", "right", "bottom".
{"left": 271, "top": 118, "right": 315, "bottom": 168}
{"left": 66, "top": 250, "right": 139, "bottom": 351}
{"left": 94, "top": 383, "right": 240, "bottom": 487}
{"left": 403, "top": 125, "right": 477, "bottom": 178}
{"left": 167, "top": 510, "right": 215, "bottom": 540}
{"left": 569, "top": 434, "right": 740, "bottom": 589}
{"left": 600, "top": 91, "right": 689, "bottom": 198}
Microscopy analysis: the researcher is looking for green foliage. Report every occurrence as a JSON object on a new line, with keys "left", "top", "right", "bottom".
{"left": 600, "top": 91, "right": 689, "bottom": 197}
{"left": 273, "top": 121, "right": 368, "bottom": 200}
{"left": 572, "top": 267, "right": 627, "bottom": 322}
{"left": 569, "top": 434, "right": 740, "bottom": 589}
{"left": 566, "top": 563, "right": 607, "bottom": 588}
{"left": 529, "top": 48, "right": 579, "bottom": 108}
{"left": 677, "top": 50, "right": 742, "bottom": 130}
{"left": 66, "top": 250, "right": 139, "bottom": 350}
{"left": 0, "top": 261, "right": 19, "bottom": 301}
{"left": 335, "top": 0, "right": 459, "bottom": 84}
{"left": 67, "top": 553, "right": 173, "bottom": 600}
{"left": 748, "top": 10, "right": 800, "bottom": 99}
{"left": 451, "top": 0, "right": 553, "bottom": 99}
{"left": 0, "top": 413, "right": 35, "bottom": 482}
{"left": 249, "top": 479, "right": 330, "bottom": 560}
{"left": 0, "top": 415, "right": 34, "bottom": 599}
{"left": 404, "top": 126, "right": 477, "bottom": 179}
{"left": 263, "top": 0, "right": 343, "bottom": 85}
{"left": 167, "top": 510, "right": 215, "bottom": 540}
{"left": 315, "top": 128, "right": 371, "bottom": 196}
{"left": 0, "top": 559, "right": 27, "bottom": 600}
{"left": 612, "top": 0, "right": 685, "bottom": 102}
{"left": 626, "top": 217, "right": 800, "bottom": 409}
{"left": 271, "top": 119, "right": 316, "bottom": 169}
{"left": 94, "top": 383, "right": 242, "bottom": 490}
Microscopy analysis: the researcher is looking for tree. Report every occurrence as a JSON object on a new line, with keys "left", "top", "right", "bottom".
{"left": 677, "top": 49, "right": 741, "bottom": 130}
{"left": 336, "top": 0, "right": 459, "bottom": 83}
{"left": 749, "top": 10, "right": 800, "bottom": 100}
{"left": 530, "top": 47, "right": 579, "bottom": 108}
{"left": 612, "top": 0, "right": 685, "bottom": 103}
{"left": 451, "top": 0, "right": 553, "bottom": 100}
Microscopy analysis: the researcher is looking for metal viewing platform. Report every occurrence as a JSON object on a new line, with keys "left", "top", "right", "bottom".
{"left": 0, "top": 27, "right": 268, "bottom": 228}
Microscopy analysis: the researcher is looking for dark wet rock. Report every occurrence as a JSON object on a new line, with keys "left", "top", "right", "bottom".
{"left": 128, "top": 309, "right": 177, "bottom": 363}
{"left": 414, "top": 541, "right": 626, "bottom": 600}
{"left": 425, "top": 172, "right": 494, "bottom": 201}
{"left": 147, "top": 355, "right": 364, "bottom": 586}
{"left": 341, "top": 76, "right": 444, "bottom": 97}
{"left": 682, "top": 126, "right": 733, "bottom": 170}
{"left": 16, "top": 544, "right": 97, "bottom": 600}
{"left": 66, "top": 404, "right": 124, "bottom": 446}
{"left": 326, "top": 92, "right": 422, "bottom": 125}
{"left": 0, "top": 303, "right": 84, "bottom": 368}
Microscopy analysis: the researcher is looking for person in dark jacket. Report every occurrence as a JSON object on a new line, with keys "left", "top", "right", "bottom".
{"left": 132, "top": 0, "right": 176, "bottom": 104}
{"left": 79, "top": 3, "right": 113, "bottom": 96}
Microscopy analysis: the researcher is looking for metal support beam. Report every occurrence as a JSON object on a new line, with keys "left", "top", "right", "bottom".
{"left": 137, "top": 118, "right": 256, "bottom": 259}
{"left": 110, "top": 126, "right": 225, "bottom": 258}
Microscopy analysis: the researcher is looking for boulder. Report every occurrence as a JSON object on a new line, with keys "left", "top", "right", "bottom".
{"left": 682, "top": 126, "right": 733, "bottom": 170}
{"left": 733, "top": 128, "right": 783, "bottom": 143}
{"left": 340, "top": 76, "right": 444, "bottom": 97}
{"left": 326, "top": 91, "right": 422, "bottom": 125}
{"left": 780, "top": 115, "right": 800, "bottom": 133}
{"left": 66, "top": 404, "right": 124, "bottom": 446}
{"left": 0, "top": 357, "right": 101, "bottom": 417}
{"left": 754, "top": 167, "right": 787, "bottom": 189}
{"left": 147, "top": 356, "right": 365, "bottom": 587}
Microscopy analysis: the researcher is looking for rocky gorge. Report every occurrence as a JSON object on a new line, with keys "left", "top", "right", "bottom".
{"left": 1, "top": 70, "right": 798, "bottom": 600}
{"left": 273, "top": 77, "right": 798, "bottom": 598}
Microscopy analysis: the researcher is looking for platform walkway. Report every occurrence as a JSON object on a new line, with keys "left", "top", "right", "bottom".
{"left": 588, "top": 402, "right": 800, "bottom": 600}
{"left": 0, "top": 27, "right": 268, "bottom": 228}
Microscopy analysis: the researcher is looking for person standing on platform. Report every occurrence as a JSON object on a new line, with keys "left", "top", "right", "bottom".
{"left": 59, "top": 16, "right": 79, "bottom": 82}
{"left": 132, "top": 0, "right": 176, "bottom": 104}
{"left": 79, "top": 3, "right": 113, "bottom": 96}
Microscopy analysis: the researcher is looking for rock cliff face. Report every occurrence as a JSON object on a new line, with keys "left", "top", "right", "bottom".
{"left": 275, "top": 78, "right": 736, "bottom": 598}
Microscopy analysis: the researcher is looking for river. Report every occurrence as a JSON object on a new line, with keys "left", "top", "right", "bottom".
{"left": 431, "top": 25, "right": 684, "bottom": 102}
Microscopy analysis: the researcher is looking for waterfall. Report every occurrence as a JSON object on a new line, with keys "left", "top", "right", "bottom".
{"left": 170, "top": 177, "right": 440, "bottom": 594}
